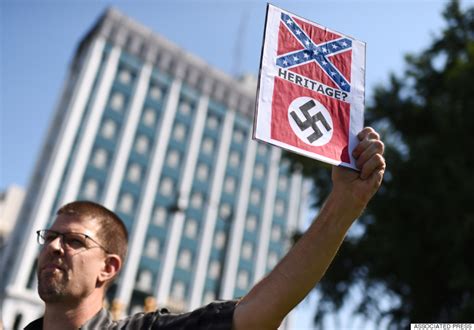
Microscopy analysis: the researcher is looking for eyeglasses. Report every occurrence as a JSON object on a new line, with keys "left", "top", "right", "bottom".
{"left": 36, "top": 229, "right": 109, "bottom": 253}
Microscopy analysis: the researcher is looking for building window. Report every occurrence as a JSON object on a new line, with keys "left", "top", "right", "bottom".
{"left": 257, "top": 144, "right": 268, "bottom": 156}
{"left": 254, "top": 164, "right": 265, "bottom": 180}
{"left": 145, "top": 237, "right": 160, "bottom": 259}
{"left": 118, "top": 69, "right": 132, "bottom": 85}
{"left": 92, "top": 148, "right": 108, "bottom": 169}
{"left": 219, "top": 203, "right": 232, "bottom": 219}
{"left": 83, "top": 179, "right": 98, "bottom": 199}
{"left": 127, "top": 163, "right": 142, "bottom": 183}
{"left": 101, "top": 119, "right": 117, "bottom": 139}
{"left": 110, "top": 92, "right": 125, "bottom": 111}
{"left": 203, "top": 291, "right": 216, "bottom": 305}
{"left": 137, "top": 269, "right": 152, "bottom": 291}
{"left": 160, "top": 177, "right": 174, "bottom": 197}
{"left": 281, "top": 159, "right": 290, "bottom": 169}
{"left": 208, "top": 260, "right": 221, "bottom": 279}
{"left": 178, "top": 249, "right": 192, "bottom": 270}
{"left": 173, "top": 123, "right": 187, "bottom": 142}
{"left": 149, "top": 85, "right": 162, "bottom": 101}
{"left": 250, "top": 189, "right": 261, "bottom": 205}
{"left": 135, "top": 135, "right": 150, "bottom": 154}
{"left": 196, "top": 163, "right": 209, "bottom": 181}
{"left": 271, "top": 225, "right": 282, "bottom": 242}
{"left": 214, "top": 231, "right": 226, "bottom": 250}
{"left": 171, "top": 281, "right": 186, "bottom": 301}
{"left": 190, "top": 192, "right": 203, "bottom": 209}
{"left": 179, "top": 101, "right": 191, "bottom": 115}
{"left": 224, "top": 176, "right": 236, "bottom": 194}
{"left": 246, "top": 215, "right": 257, "bottom": 232}
{"left": 143, "top": 108, "right": 156, "bottom": 127}
{"left": 237, "top": 270, "right": 249, "bottom": 289}
{"left": 118, "top": 193, "right": 135, "bottom": 214}
{"left": 153, "top": 206, "right": 167, "bottom": 227}
{"left": 206, "top": 115, "right": 219, "bottom": 130}
{"left": 201, "top": 137, "right": 215, "bottom": 155}
{"left": 185, "top": 218, "right": 198, "bottom": 238}
{"left": 229, "top": 151, "right": 240, "bottom": 167}
{"left": 241, "top": 241, "right": 253, "bottom": 260}
{"left": 166, "top": 150, "right": 181, "bottom": 168}
{"left": 233, "top": 130, "right": 245, "bottom": 144}
{"left": 275, "top": 199, "right": 285, "bottom": 217}
{"left": 278, "top": 176, "right": 288, "bottom": 191}
{"left": 267, "top": 251, "right": 279, "bottom": 269}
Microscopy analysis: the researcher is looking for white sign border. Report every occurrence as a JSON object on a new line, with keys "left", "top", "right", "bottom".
{"left": 253, "top": 3, "right": 366, "bottom": 170}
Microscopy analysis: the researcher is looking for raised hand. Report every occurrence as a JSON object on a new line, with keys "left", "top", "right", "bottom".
{"left": 331, "top": 127, "right": 386, "bottom": 214}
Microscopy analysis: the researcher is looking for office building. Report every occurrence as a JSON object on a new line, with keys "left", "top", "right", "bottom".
{"left": 0, "top": 185, "right": 25, "bottom": 249}
{"left": 0, "top": 8, "right": 304, "bottom": 329}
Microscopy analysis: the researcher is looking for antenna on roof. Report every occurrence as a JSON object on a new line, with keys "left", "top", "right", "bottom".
{"left": 232, "top": 8, "right": 251, "bottom": 78}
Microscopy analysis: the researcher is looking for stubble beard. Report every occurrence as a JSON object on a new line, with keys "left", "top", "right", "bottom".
{"left": 38, "top": 268, "right": 69, "bottom": 302}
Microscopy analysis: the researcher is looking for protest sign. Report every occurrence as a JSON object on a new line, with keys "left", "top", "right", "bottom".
{"left": 253, "top": 4, "right": 366, "bottom": 169}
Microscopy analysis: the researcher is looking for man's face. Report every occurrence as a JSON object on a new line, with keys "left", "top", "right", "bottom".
{"left": 37, "top": 214, "right": 107, "bottom": 303}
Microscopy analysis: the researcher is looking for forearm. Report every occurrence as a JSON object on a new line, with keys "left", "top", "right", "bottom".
{"left": 234, "top": 190, "right": 364, "bottom": 329}
{"left": 233, "top": 127, "right": 385, "bottom": 330}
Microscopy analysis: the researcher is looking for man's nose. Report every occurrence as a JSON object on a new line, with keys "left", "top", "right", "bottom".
{"left": 45, "top": 236, "right": 64, "bottom": 255}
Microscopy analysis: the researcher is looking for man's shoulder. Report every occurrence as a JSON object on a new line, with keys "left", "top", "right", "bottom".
{"left": 107, "top": 300, "right": 238, "bottom": 330}
{"left": 24, "top": 317, "right": 43, "bottom": 330}
{"left": 153, "top": 300, "right": 238, "bottom": 329}
{"left": 26, "top": 301, "right": 238, "bottom": 330}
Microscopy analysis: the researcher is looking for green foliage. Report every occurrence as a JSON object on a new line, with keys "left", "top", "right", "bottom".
{"left": 290, "top": 0, "right": 474, "bottom": 327}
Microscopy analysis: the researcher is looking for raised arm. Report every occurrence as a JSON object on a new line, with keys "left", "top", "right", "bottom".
{"left": 233, "top": 127, "right": 385, "bottom": 330}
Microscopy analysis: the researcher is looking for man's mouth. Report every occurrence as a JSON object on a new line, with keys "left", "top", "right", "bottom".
{"left": 41, "top": 263, "right": 65, "bottom": 273}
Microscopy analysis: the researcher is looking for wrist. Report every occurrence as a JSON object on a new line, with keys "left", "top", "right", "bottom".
{"left": 325, "top": 188, "right": 366, "bottom": 221}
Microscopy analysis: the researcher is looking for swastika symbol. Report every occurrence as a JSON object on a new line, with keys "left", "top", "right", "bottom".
{"left": 289, "top": 99, "right": 332, "bottom": 144}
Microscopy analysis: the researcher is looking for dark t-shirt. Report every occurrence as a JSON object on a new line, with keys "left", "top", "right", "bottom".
{"left": 24, "top": 300, "right": 237, "bottom": 330}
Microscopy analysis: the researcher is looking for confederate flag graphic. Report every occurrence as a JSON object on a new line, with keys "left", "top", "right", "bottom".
{"left": 253, "top": 4, "right": 366, "bottom": 169}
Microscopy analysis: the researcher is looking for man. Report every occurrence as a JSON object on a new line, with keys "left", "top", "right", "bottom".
{"left": 26, "top": 127, "right": 385, "bottom": 330}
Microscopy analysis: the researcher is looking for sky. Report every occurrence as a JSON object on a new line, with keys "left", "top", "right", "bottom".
{"left": 0, "top": 0, "right": 470, "bottom": 328}
{"left": 2, "top": 0, "right": 465, "bottom": 190}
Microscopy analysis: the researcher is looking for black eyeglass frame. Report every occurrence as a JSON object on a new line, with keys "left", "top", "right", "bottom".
{"left": 36, "top": 229, "right": 110, "bottom": 253}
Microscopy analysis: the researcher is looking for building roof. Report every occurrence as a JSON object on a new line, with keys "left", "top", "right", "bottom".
{"left": 81, "top": 7, "right": 257, "bottom": 118}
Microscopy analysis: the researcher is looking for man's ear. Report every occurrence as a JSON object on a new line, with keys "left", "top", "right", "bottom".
{"left": 98, "top": 254, "right": 122, "bottom": 284}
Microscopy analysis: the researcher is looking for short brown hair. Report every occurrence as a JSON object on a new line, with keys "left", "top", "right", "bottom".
{"left": 57, "top": 201, "right": 128, "bottom": 264}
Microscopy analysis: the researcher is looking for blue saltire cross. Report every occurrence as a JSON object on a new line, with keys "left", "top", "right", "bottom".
{"left": 276, "top": 13, "right": 352, "bottom": 93}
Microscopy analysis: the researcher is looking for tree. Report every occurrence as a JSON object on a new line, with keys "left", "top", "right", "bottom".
{"left": 290, "top": 1, "right": 474, "bottom": 327}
